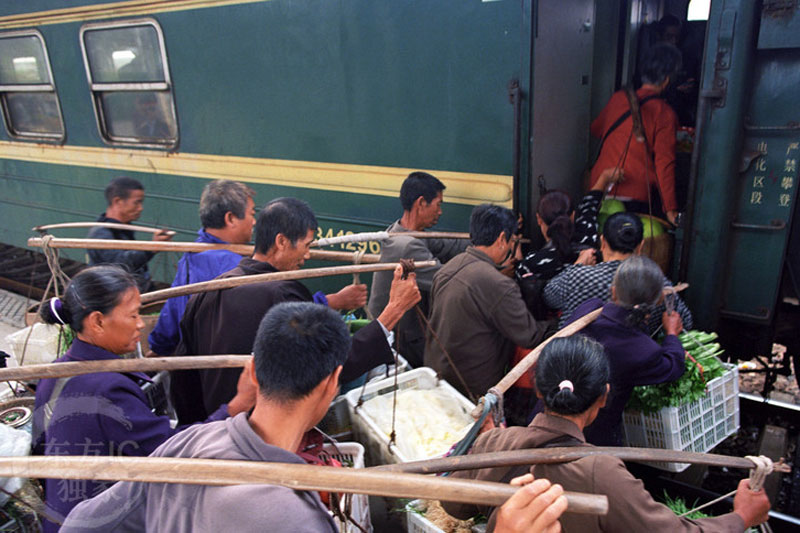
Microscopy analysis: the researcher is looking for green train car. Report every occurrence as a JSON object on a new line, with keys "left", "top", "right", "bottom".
{"left": 0, "top": 0, "right": 798, "bottom": 359}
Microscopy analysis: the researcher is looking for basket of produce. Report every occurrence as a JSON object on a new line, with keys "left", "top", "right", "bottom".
{"left": 346, "top": 367, "right": 475, "bottom": 465}
{"left": 321, "top": 442, "right": 372, "bottom": 533}
{"left": 622, "top": 330, "right": 739, "bottom": 472}
{"left": 406, "top": 499, "right": 486, "bottom": 533}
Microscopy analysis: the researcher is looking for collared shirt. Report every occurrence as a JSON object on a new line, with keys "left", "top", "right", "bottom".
{"left": 148, "top": 229, "right": 243, "bottom": 356}
{"left": 367, "top": 220, "right": 467, "bottom": 367}
{"left": 61, "top": 413, "right": 338, "bottom": 533}
{"left": 173, "top": 257, "right": 394, "bottom": 424}
{"left": 424, "top": 247, "right": 549, "bottom": 399}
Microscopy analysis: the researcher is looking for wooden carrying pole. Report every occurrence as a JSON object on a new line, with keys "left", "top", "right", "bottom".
{"left": 27, "top": 237, "right": 380, "bottom": 263}
{"left": 0, "top": 356, "right": 251, "bottom": 382}
{"left": 0, "top": 456, "right": 607, "bottom": 515}
{"left": 472, "top": 308, "right": 603, "bottom": 418}
{"left": 34, "top": 222, "right": 175, "bottom": 237}
{"left": 371, "top": 446, "right": 774, "bottom": 474}
{"left": 139, "top": 260, "right": 436, "bottom": 305}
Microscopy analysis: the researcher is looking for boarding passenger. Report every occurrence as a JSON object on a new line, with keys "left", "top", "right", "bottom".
{"left": 424, "top": 204, "right": 551, "bottom": 401}
{"left": 87, "top": 177, "right": 173, "bottom": 292}
{"left": 516, "top": 167, "right": 622, "bottom": 319}
{"left": 554, "top": 255, "right": 686, "bottom": 446}
{"left": 147, "top": 180, "right": 256, "bottom": 356}
{"left": 543, "top": 211, "right": 692, "bottom": 333}
{"left": 442, "top": 336, "right": 771, "bottom": 533}
{"left": 172, "top": 197, "right": 421, "bottom": 424}
{"left": 368, "top": 171, "right": 468, "bottom": 366}
{"left": 590, "top": 43, "right": 683, "bottom": 223}
{"left": 33, "top": 266, "right": 255, "bottom": 531}
{"left": 62, "top": 302, "right": 568, "bottom": 533}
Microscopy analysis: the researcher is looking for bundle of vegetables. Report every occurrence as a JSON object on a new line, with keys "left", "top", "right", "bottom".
{"left": 627, "top": 330, "right": 727, "bottom": 414}
{"left": 662, "top": 492, "right": 711, "bottom": 520}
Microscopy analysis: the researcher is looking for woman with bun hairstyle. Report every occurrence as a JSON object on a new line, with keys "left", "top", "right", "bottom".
{"left": 564, "top": 255, "right": 685, "bottom": 446}
{"left": 516, "top": 168, "right": 622, "bottom": 320}
{"left": 543, "top": 211, "right": 692, "bottom": 333}
{"left": 442, "top": 336, "right": 771, "bottom": 533}
{"left": 33, "top": 265, "right": 255, "bottom": 531}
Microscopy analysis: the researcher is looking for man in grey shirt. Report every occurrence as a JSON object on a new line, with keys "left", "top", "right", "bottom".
{"left": 368, "top": 172, "right": 467, "bottom": 366}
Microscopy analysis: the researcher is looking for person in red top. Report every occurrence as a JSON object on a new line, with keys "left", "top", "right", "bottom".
{"left": 590, "top": 43, "right": 682, "bottom": 224}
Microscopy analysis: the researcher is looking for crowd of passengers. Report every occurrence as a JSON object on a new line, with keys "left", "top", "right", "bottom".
{"left": 30, "top": 42, "right": 771, "bottom": 533}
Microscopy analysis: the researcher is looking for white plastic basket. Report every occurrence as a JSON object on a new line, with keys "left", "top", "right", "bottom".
{"left": 346, "top": 367, "right": 475, "bottom": 465}
{"left": 622, "top": 364, "right": 739, "bottom": 472}
{"left": 405, "top": 500, "right": 486, "bottom": 533}
{"left": 319, "top": 354, "right": 410, "bottom": 440}
{"left": 321, "top": 442, "right": 372, "bottom": 533}
{"left": 406, "top": 500, "right": 445, "bottom": 533}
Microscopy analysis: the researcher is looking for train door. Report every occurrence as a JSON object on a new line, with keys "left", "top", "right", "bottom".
{"left": 683, "top": 0, "right": 800, "bottom": 358}
{"left": 528, "top": 0, "right": 595, "bottom": 208}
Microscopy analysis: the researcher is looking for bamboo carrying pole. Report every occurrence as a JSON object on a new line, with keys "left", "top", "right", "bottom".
{"left": 33, "top": 222, "right": 175, "bottom": 237}
{"left": 27, "top": 237, "right": 381, "bottom": 263}
{"left": 0, "top": 456, "right": 606, "bottom": 515}
{"left": 139, "top": 260, "right": 436, "bottom": 305}
{"left": 0, "top": 356, "right": 251, "bottom": 382}
{"left": 470, "top": 308, "right": 604, "bottom": 419}
{"left": 370, "top": 446, "right": 785, "bottom": 474}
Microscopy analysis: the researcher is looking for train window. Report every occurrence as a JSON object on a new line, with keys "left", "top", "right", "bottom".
{"left": 0, "top": 31, "right": 65, "bottom": 141}
{"left": 80, "top": 19, "right": 177, "bottom": 147}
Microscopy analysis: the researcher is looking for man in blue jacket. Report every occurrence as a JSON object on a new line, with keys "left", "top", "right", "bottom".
{"left": 147, "top": 180, "right": 256, "bottom": 356}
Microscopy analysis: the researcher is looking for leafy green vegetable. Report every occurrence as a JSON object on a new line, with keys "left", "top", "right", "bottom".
{"left": 57, "top": 325, "right": 75, "bottom": 355}
{"left": 662, "top": 492, "right": 711, "bottom": 519}
{"left": 627, "top": 330, "right": 727, "bottom": 414}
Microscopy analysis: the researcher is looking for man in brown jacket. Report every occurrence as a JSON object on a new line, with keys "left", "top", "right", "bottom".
{"left": 424, "top": 204, "right": 551, "bottom": 400}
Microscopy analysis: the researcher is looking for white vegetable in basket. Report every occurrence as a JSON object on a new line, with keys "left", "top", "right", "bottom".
{"left": 361, "top": 389, "right": 473, "bottom": 461}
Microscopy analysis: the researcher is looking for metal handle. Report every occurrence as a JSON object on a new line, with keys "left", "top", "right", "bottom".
{"left": 730, "top": 220, "right": 786, "bottom": 231}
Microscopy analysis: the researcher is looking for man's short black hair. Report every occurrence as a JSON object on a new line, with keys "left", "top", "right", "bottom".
{"left": 253, "top": 197, "right": 318, "bottom": 254}
{"left": 640, "top": 42, "right": 682, "bottom": 86}
{"left": 469, "top": 204, "right": 517, "bottom": 246}
{"left": 199, "top": 180, "right": 255, "bottom": 229}
{"left": 399, "top": 171, "right": 446, "bottom": 211}
{"left": 104, "top": 177, "right": 144, "bottom": 205}
{"left": 253, "top": 302, "right": 351, "bottom": 401}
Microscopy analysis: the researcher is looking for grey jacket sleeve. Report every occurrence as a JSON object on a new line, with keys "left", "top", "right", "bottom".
{"left": 60, "top": 481, "right": 147, "bottom": 533}
{"left": 87, "top": 227, "right": 154, "bottom": 270}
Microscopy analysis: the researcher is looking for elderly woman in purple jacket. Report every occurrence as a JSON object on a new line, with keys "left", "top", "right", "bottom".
{"left": 33, "top": 266, "right": 255, "bottom": 531}
{"left": 564, "top": 255, "right": 686, "bottom": 446}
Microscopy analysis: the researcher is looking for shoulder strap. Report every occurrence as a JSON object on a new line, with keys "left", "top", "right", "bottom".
{"left": 32, "top": 376, "right": 73, "bottom": 453}
{"left": 592, "top": 91, "right": 661, "bottom": 166}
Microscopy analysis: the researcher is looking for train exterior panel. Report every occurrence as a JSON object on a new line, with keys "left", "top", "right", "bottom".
{"left": 0, "top": 0, "right": 523, "bottom": 288}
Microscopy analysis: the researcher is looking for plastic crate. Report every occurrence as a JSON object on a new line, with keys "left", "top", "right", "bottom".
{"left": 406, "top": 500, "right": 445, "bottom": 533}
{"left": 622, "top": 364, "right": 739, "bottom": 472}
{"left": 321, "top": 442, "right": 372, "bottom": 533}
{"left": 346, "top": 367, "right": 475, "bottom": 465}
{"left": 319, "top": 354, "right": 410, "bottom": 440}
{"left": 405, "top": 500, "right": 486, "bottom": 533}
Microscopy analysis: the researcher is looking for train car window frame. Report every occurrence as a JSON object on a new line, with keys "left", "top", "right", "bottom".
{"left": 0, "top": 29, "right": 66, "bottom": 142}
{"left": 79, "top": 18, "right": 178, "bottom": 149}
